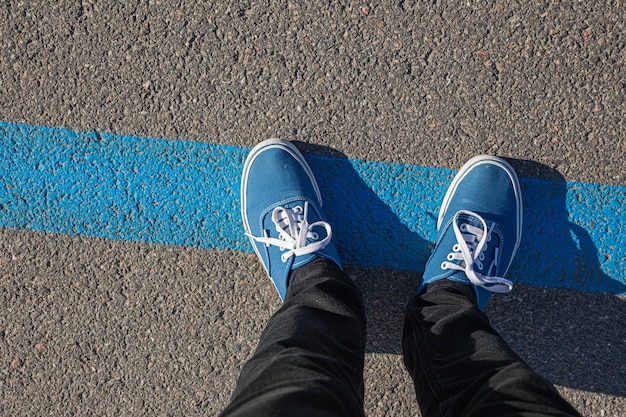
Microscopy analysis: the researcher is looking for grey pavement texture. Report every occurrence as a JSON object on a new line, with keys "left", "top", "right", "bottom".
{"left": 1, "top": 0, "right": 625, "bottom": 416}
{"left": 1, "top": 228, "right": 625, "bottom": 416}
{"left": 1, "top": 0, "right": 624, "bottom": 183}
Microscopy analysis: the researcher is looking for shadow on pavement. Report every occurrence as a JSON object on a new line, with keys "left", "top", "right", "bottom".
{"left": 491, "top": 284, "right": 626, "bottom": 397}
{"left": 500, "top": 158, "right": 626, "bottom": 396}
{"left": 294, "top": 141, "right": 432, "bottom": 274}
{"left": 505, "top": 158, "right": 625, "bottom": 295}
{"left": 296, "top": 145, "right": 626, "bottom": 397}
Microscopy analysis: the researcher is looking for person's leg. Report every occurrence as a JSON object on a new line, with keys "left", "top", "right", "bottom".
{"left": 403, "top": 281, "right": 581, "bottom": 417}
{"left": 220, "top": 259, "right": 366, "bottom": 417}
{"left": 403, "top": 156, "right": 581, "bottom": 417}
{"left": 220, "top": 139, "right": 366, "bottom": 417}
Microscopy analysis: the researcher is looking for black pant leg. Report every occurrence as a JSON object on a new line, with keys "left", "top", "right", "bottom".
{"left": 220, "top": 260, "right": 367, "bottom": 417}
{"left": 403, "top": 280, "right": 582, "bottom": 417}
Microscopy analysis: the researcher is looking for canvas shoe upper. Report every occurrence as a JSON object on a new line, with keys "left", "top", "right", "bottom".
{"left": 420, "top": 155, "right": 523, "bottom": 310}
{"left": 241, "top": 139, "right": 342, "bottom": 300}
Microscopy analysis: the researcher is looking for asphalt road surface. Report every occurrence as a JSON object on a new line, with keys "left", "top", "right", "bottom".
{"left": 1, "top": 1, "right": 625, "bottom": 416}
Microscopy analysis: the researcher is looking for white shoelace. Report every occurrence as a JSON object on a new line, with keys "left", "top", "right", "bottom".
{"left": 440, "top": 210, "right": 513, "bottom": 293}
{"left": 247, "top": 202, "right": 332, "bottom": 262}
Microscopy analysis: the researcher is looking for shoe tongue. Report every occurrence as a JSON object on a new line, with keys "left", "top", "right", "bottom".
{"left": 263, "top": 201, "right": 306, "bottom": 228}
{"left": 454, "top": 212, "right": 501, "bottom": 273}
{"left": 262, "top": 201, "right": 329, "bottom": 245}
{"left": 456, "top": 211, "right": 484, "bottom": 229}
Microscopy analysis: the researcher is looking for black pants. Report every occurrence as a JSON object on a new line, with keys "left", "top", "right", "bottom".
{"left": 219, "top": 260, "right": 581, "bottom": 417}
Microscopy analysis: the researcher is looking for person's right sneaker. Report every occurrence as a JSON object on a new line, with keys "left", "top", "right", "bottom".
{"left": 419, "top": 155, "right": 523, "bottom": 310}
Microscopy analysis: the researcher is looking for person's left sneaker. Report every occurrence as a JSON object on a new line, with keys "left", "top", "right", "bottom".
{"left": 419, "top": 155, "right": 523, "bottom": 310}
{"left": 241, "top": 139, "right": 342, "bottom": 300}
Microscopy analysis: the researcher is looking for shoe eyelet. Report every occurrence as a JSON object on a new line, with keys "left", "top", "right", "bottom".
{"left": 453, "top": 244, "right": 460, "bottom": 252}
{"left": 441, "top": 262, "right": 448, "bottom": 270}
{"left": 447, "top": 253, "right": 454, "bottom": 261}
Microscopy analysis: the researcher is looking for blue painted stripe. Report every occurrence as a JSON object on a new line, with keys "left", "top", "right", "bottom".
{"left": 1, "top": 121, "right": 624, "bottom": 295}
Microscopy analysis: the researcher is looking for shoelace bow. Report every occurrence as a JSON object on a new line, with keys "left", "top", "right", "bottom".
{"left": 247, "top": 202, "right": 332, "bottom": 262}
{"left": 440, "top": 210, "right": 513, "bottom": 293}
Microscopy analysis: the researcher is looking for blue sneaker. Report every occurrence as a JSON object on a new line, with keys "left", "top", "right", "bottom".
{"left": 419, "top": 155, "right": 523, "bottom": 310}
{"left": 241, "top": 139, "right": 342, "bottom": 300}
